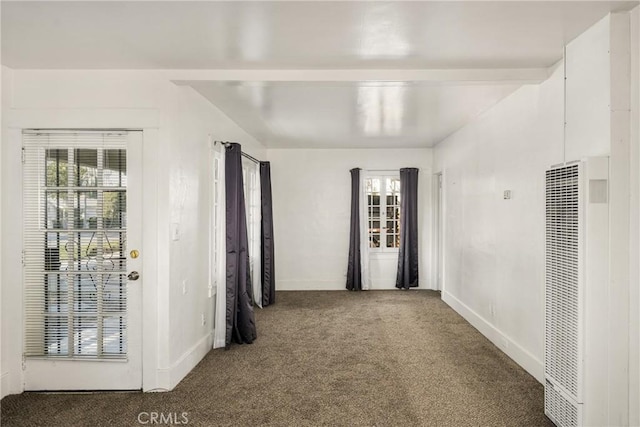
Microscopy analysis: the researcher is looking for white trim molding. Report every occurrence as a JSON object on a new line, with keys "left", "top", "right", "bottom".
{"left": 156, "top": 333, "right": 213, "bottom": 392}
{"left": 442, "top": 290, "right": 544, "bottom": 384}
{"left": 1, "top": 371, "right": 10, "bottom": 399}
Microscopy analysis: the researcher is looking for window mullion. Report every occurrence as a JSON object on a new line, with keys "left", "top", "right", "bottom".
{"left": 381, "top": 178, "right": 387, "bottom": 252}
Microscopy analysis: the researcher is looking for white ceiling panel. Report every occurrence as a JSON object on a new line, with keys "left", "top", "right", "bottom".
{"left": 190, "top": 81, "right": 521, "bottom": 148}
{"left": 2, "top": 1, "right": 637, "bottom": 69}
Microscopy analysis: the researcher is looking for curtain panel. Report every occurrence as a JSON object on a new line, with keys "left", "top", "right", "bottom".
{"left": 359, "top": 171, "right": 370, "bottom": 290}
{"left": 347, "top": 168, "right": 363, "bottom": 291}
{"left": 396, "top": 168, "right": 419, "bottom": 289}
{"left": 225, "top": 143, "right": 257, "bottom": 345}
{"left": 248, "top": 161, "right": 263, "bottom": 308}
{"left": 213, "top": 147, "right": 227, "bottom": 349}
{"left": 260, "top": 161, "right": 276, "bottom": 307}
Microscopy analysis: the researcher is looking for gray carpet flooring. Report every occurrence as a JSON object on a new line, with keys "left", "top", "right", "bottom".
{"left": 1, "top": 290, "right": 552, "bottom": 426}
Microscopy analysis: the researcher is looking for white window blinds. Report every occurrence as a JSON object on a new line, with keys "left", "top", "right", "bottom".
{"left": 23, "top": 131, "right": 129, "bottom": 359}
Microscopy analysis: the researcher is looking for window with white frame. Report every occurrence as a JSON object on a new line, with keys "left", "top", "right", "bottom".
{"left": 365, "top": 175, "right": 401, "bottom": 252}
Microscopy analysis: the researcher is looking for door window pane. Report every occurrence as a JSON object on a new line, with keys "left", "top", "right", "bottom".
{"left": 46, "top": 149, "right": 69, "bottom": 187}
{"left": 104, "top": 149, "right": 127, "bottom": 187}
{"left": 26, "top": 144, "right": 128, "bottom": 358}
{"left": 75, "top": 149, "right": 98, "bottom": 187}
{"left": 104, "top": 191, "right": 126, "bottom": 228}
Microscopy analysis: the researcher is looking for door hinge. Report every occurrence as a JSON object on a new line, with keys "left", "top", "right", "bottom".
{"left": 21, "top": 250, "right": 25, "bottom": 266}
{"left": 21, "top": 148, "right": 26, "bottom": 163}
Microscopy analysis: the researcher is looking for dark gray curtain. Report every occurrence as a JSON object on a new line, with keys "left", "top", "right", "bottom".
{"left": 346, "top": 168, "right": 362, "bottom": 291}
{"left": 260, "top": 161, "right": 276, "bottom": 307}
{"left": 396, "top": 168, "right": 419, "bottom": 289}
{"left": 225, "top": 143, "right": 257, "bottom": 345}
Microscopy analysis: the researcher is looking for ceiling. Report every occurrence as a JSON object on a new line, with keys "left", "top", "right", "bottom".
{"left": 2, "top": 1, "right": 636, "bottom": 69}
{"left": 190, "top": 81, "right": 522, "bottom": 148}
{"left": 2, "top": 1, "right": 638, "bottom": 148}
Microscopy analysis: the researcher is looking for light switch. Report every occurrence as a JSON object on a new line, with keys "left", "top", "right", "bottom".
{"left": 503, "top": 190, "right": 512, "bottom": 200}
{"left": 171, "top": 223, "right": 180, "bottom": 241}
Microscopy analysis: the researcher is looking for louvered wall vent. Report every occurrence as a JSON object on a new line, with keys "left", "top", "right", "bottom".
{"left": 545, "top": 164, "right": 580, "bottom": 397}
{"left": 545, "top": 380, "right": 579, "bottom": 427}
{"left": 544, "top": 158, "right": 610, "bottom": 427}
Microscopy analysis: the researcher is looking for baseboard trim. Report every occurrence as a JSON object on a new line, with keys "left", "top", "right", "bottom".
{"left": 442, "top": 291, "right": 544, "bottom": 383}
{"left": 277, "top": 280, "right": 439, "bottom": 291}
{"left": 276, "top": 280, "right": 345, "bottom": 291}
{"left": 157, "top": 333, "right": 213, "bottom": 391}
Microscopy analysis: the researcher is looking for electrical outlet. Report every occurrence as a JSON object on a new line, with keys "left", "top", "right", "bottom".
{"left": 201, "top": 313, "right": 206, "bottom": 326}
{"left": 182, "top": 279, "right": 188, "bottom": 295}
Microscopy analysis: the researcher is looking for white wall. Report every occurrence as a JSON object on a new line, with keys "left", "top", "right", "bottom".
{"left": 605, "top": 13, "right": 634, "bottom": 426}
{"left": 569, "top": 13, "right": 636, "bottom": 426}
{"left": 434, "top": 63, "right": 564, "bottom": 381}
{"left": 434, "top": 11, "right": 639, "bottom": 426}
{"left": 565, "top": 15, "right": 612, "bottom": 160}
{"left": 0, "top": 69, "right": 265, "bottom": 397}
{"left": 268, "top": 148, "right": 433, "bottom": 291}
{"left": 631, "top": 8, "right": 640, "bottom": 426}
{"left": 162, "top": 83, "right": 265, "bottom": 388}
{"left": 1, "top": 66, "right": 19, "bottom": 399}
{"left": 0, "top": 9, "right": 4, "bottom": 399}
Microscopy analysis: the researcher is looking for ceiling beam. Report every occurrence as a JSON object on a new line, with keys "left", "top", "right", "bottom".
{"left": 169, "top": 68, "right": 550, "bottom": 85}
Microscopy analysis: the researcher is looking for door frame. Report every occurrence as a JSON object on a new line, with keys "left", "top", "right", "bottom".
{"left": 432, "top": 172, "right": 444, "bottom": 291}
{"left": 5, "top": 107, "right": 161, "bottom": 393}
{"left": 362, "top": 170, "right": 401, "bottom": 289}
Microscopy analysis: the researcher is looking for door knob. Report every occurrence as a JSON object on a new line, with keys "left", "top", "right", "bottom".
{"left": 127, "top": 271, "right": 140, "bottom": 281}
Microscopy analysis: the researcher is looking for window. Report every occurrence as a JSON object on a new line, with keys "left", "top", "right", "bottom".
{"left": 365, "top": 175, "right": 401, "bottom": 252}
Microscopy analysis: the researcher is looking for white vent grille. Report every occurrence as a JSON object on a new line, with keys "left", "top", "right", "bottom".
{"left": 545, "top": 380, "right": 579, "bottom": 427}
{"left": 545, "top": 165, "right": 580, "bottom": 398}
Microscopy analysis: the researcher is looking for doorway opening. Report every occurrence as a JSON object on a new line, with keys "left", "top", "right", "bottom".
{"left": 433, "top": 172, "right": 443, "bottom": 291}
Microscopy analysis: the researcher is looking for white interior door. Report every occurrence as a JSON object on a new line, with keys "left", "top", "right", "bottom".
{"left": 22, "top": 130, "right": 143, "bottom": 390}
